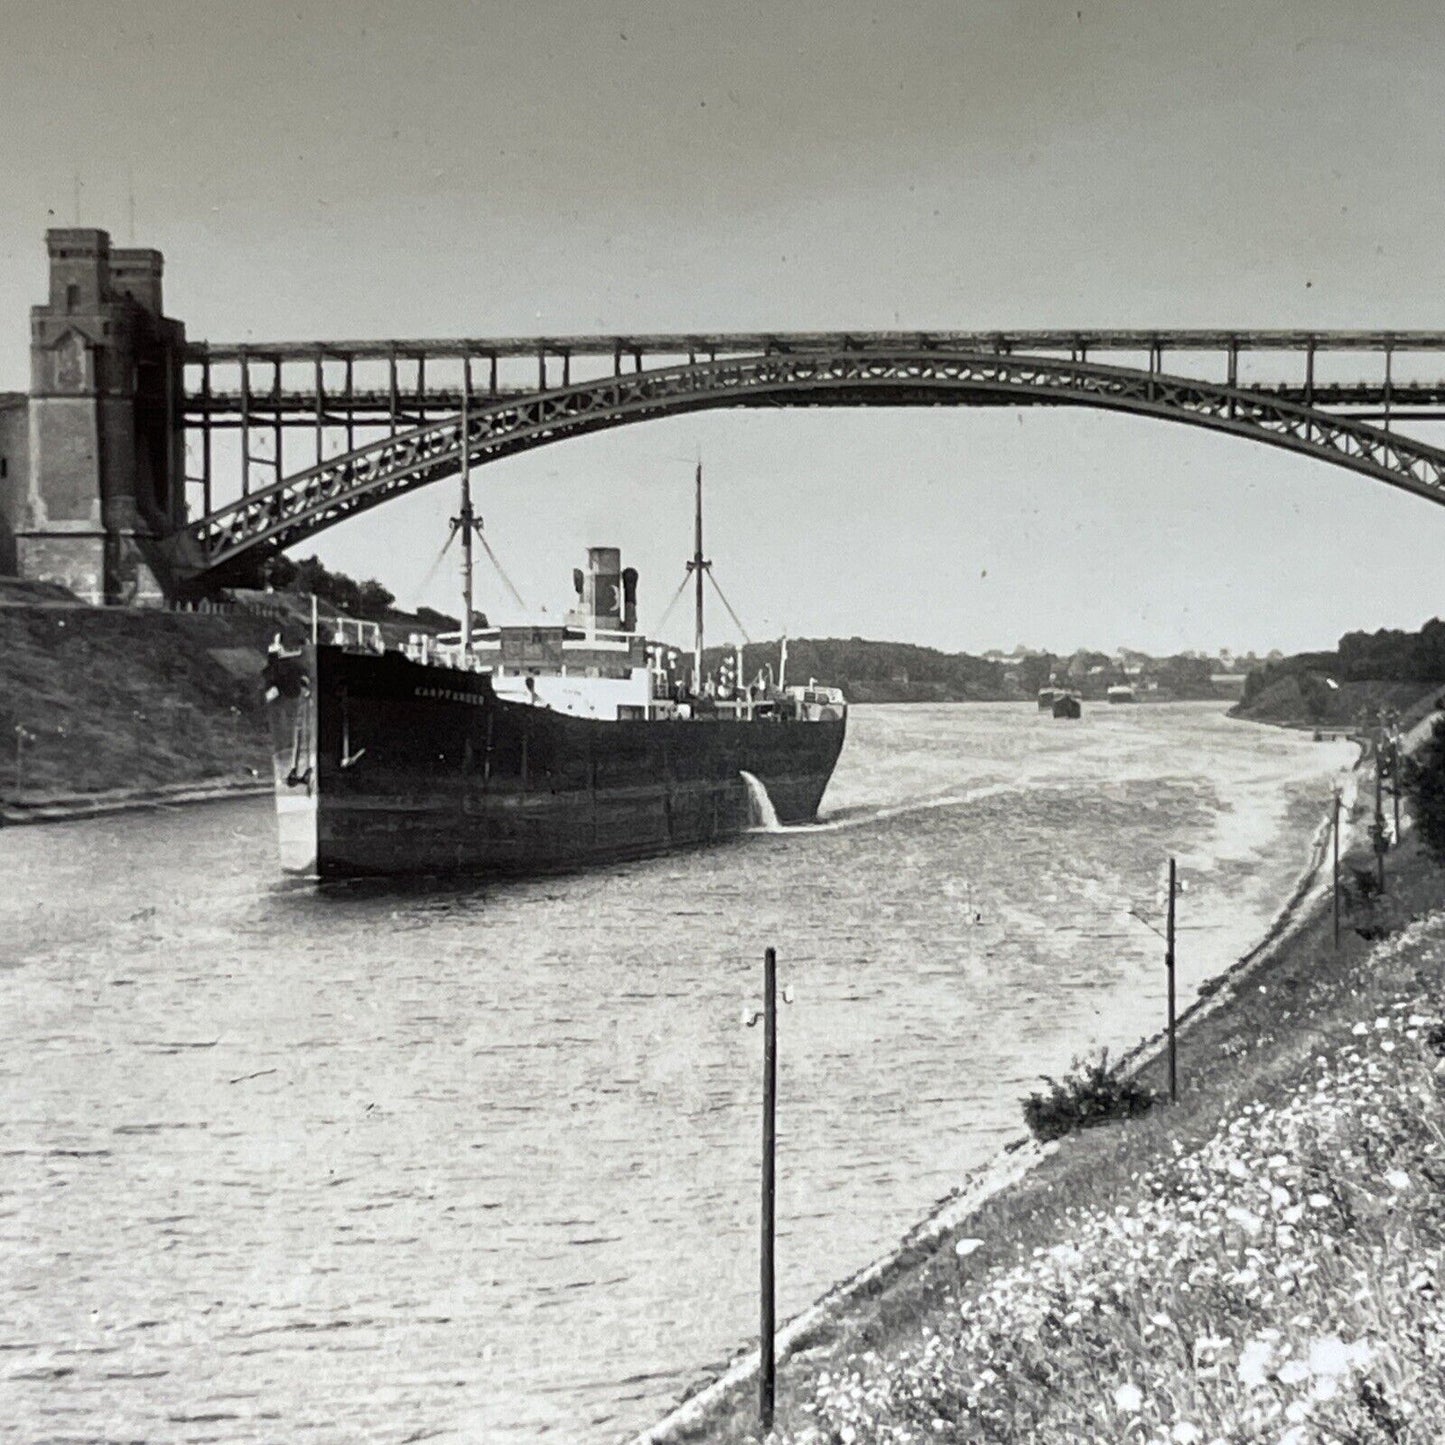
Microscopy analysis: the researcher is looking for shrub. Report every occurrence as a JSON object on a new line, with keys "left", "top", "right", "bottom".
{"left": 1022, "top": 1049, "right": 1158, "bottom": 1143}
{"left": 1402, "top": 715, "right": 1445, "bottom": 863}
{"left": 1345, "top": 865, "right": 1398, "bottom": 940}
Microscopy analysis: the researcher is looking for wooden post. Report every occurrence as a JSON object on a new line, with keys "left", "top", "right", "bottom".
{"left": 1165, "top": 859, "right": 1177, "bottom": 1104}
{"left": 760, "top": 945, "right": 777, "bottom": 1434}
{"left": 1332, "top": 790, "right": 1341, "bottom": 949}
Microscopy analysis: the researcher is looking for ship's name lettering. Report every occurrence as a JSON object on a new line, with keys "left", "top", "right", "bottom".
{"left": 414, "top": 686, "right": 487, "bottom": 706}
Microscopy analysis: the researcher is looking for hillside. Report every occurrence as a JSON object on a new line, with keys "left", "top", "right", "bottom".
{"left": 0, "top": 603, "right": 285, "bottom": 803}
{"left": 1231, "top": 618, "right": 1445, "bottom": 731}
{"left": 1229, "top": 675, "right": 1438, "bottom": 732}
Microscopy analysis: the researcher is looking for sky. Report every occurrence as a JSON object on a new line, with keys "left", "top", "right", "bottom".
{"left": 3, "top": 0, "right": 1445, "bottom": 656}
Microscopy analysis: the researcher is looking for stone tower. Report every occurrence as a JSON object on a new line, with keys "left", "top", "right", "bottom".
{"left": 18, "top": 228, "right": 186, "bottom": 603}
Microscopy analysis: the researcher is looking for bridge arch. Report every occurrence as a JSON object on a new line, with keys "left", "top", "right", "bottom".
{"left": 181, "top": 349, "right": 1445, "bottom": 580}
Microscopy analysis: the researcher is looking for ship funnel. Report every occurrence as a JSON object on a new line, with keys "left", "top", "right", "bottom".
{"left": 568, "top": 546, "right": 622, "bottom": 630}
{"left": 621, "top": 567, "right": 638, "bottom": 632}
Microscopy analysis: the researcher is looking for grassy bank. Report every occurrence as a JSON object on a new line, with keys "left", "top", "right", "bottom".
{"left": 643, "top": 829, "right": 1445, "bottom": 1445}
{"left": 0, "top": 604, "right": 274, "bottom": 805}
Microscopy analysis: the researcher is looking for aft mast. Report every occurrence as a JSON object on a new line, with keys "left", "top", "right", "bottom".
{"left": 452, "top": 375, "right": 480, "bottom": 653}
{"left": 686, "top": 462, "right": 710, "bottom": 691}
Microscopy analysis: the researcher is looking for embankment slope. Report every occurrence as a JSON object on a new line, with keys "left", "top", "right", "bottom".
{"left": 0, "top": 604, "right": 275, "bottom": 806}
{"left": 639, "top": 819, "right": 1445, "bottom": 1445}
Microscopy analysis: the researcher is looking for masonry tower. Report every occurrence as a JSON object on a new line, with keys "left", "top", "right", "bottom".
{"left": 18, "top": 228, "right": 186, "bottom": 602}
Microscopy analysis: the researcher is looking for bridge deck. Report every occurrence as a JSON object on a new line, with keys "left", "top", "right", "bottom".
{"left": 186, "top": 329, "right": 1445, "bottom": 364}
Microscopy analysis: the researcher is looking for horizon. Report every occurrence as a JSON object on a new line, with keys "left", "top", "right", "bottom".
{"left": 4, "top": 2, "right": 1445, "bottom": 654}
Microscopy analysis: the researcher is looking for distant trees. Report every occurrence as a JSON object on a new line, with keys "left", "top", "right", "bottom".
{"left": 1240, "top": 619, "right": 1445, "bottom": 703}
{"left": 262, "top": 554, "right": 396, "bottom": 621}
{"left": 1017, "top": 652, "right": 1056, "bottom": 696}
{"left": 1153, "top": 654, "right": 1215, "bottom": 694}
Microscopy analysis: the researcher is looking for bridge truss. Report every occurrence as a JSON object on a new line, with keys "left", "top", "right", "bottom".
{"left": 175, "top": 331, "right": 1445, "bottom": 583}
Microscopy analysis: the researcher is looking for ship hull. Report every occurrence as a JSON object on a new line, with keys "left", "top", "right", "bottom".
{"left": 267, "top": 645, "right": 846, "bottom": 879}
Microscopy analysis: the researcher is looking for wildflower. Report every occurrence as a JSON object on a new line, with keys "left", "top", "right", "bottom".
{"left": 1226, "top": 1206, "right": 1262, "bottom": 1235}
{"left": 1307, "top": 1335, "right": 1368, "bottom": 1377}
{"left": 1113, "top": 1382, "right": 1143, "bottom": 1413}
{"left": 1384, "top": 1169, "right": 1411, "bottom": 1191}
{"left": 955, "top": 1238, "right": 984, "bottom": 1257}
{"left": 1238, "top": 1336, "right": 1275, "bottom": 1386}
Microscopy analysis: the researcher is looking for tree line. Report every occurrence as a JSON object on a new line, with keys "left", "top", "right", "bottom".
{"left": 259, "top": 554, "right": 457, "bottom": 630}
{"left": 1242, "top": 619, "right": 1445, "bottom": 702}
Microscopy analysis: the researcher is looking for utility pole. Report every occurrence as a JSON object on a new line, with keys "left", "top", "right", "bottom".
{"left": 1332, "top": 790, "right": 1341, "bottom": 949}
{"left": 1374, "top": 733, "right": 1388, "bottom": 894}
{"left": 745, "top": 946, "right": 782, "bottom": 1434}
{"left": 1165, "top": 858, "right": 1177, "bottom": 1105}
{"left": 760, "top": 944, "right": 777, "bottom": 1433}
{"left": 1392, "top": 736, "right": 1401, "bottom": 841}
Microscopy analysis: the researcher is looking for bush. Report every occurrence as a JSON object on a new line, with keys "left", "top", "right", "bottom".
{"left": 1022, "top": 1049, "right": 1158, "bottom": 1143}
{"left": 1344, "top": 865, "right": 1398, "bottom": 940}
{"left": 1402, "top": 716, "right": 1445, "bottom": 863}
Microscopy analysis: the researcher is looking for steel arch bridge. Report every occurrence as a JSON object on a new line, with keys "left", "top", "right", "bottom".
{"left": 173, "top": 332, "right": 1445, "bottom": 583}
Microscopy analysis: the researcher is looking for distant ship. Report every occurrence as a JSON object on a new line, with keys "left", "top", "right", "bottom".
{"left": 262, "top": 468, "right": 847, "bottom": 878}
{"left": 1051, "top": 692, "right": 1082, "bottom": 719}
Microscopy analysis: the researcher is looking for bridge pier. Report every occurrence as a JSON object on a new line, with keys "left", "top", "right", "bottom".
{"left": 10, "top": 229, "right": 187, "bottom": 603}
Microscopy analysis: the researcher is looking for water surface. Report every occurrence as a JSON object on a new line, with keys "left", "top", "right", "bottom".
{"left": 0, "top": 703, "right": 1355, "bottom": 1442}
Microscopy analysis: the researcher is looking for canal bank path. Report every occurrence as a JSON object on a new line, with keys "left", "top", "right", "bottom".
{"left": 630, "top": 755, "right": 1445, "bottom": 1445}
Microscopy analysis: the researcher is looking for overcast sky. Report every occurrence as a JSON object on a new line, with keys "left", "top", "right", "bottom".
{"left": 4, "top": 0, "right": 1444, "bottom": 655}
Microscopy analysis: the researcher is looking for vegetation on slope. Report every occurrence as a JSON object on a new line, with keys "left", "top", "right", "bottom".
{"left": 1234, "top": 619, "right": 1445, "bottom": 729}
{"left": 667, "top": 822, "right": 1445, "bottom": 1445}
{"left": 1403, "top": 716, "right": 1445, "bottom": 863}
{"left": 0, "top": 606, "right": 276, "bottom": 801}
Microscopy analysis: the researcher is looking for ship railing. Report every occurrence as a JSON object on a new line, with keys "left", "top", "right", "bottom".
{"left": 327, "top": 618, "right": 385, "bottom": 653}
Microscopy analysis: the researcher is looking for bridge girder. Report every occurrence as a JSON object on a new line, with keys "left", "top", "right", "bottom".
{"left": 179, "top": 350, "right": 1445, "bottom": 581}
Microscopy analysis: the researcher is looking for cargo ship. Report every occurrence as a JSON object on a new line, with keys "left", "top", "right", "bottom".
{"left": 261, "top": 471, "right": 846, "bottom": 878}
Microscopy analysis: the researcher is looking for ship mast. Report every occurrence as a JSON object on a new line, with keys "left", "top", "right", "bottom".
{"left": 453, "top": 369, "right": 479, "bottom": 652}
{"left": 686, "top": 462, "right": 710, "bottom": 691}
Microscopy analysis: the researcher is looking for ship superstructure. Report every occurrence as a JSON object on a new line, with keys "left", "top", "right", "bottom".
{"left": 263, "top": 494, "right": 846, "bottom": 878}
